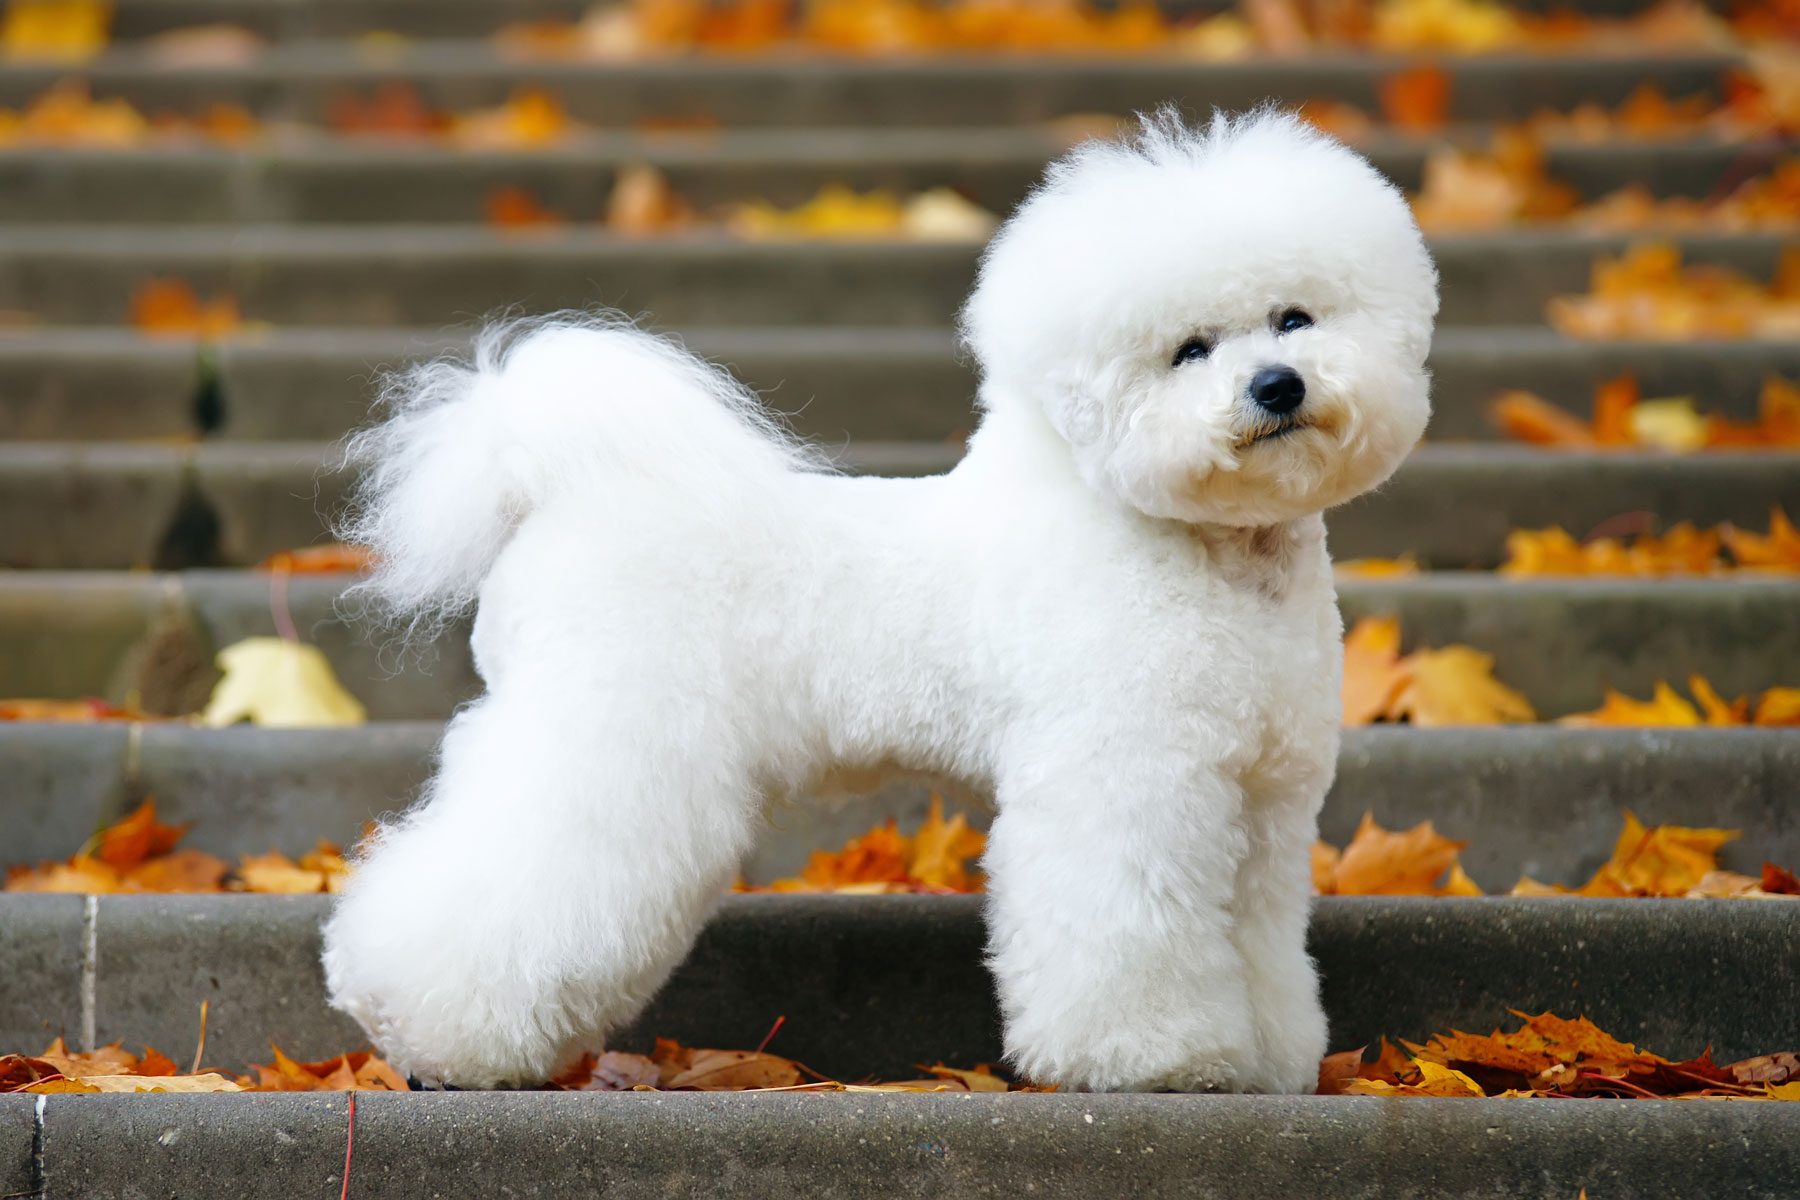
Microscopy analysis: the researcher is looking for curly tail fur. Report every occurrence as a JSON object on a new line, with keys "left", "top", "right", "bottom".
{"left": 336, "top": 314, "right": 822, "bottom": 631}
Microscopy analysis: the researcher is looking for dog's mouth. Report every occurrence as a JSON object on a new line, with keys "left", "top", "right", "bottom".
{"left": 1236, "top": 419, "right": 1310, "bottom": 450}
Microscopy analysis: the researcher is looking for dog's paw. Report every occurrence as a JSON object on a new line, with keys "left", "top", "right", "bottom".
{"left": 1007, "top": 1005, "right": 1263, "bottom": 1093}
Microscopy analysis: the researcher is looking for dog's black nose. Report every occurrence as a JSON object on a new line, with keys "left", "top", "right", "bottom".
{"left": 1248, "top": 366, "right": 1305, "bottom": 415}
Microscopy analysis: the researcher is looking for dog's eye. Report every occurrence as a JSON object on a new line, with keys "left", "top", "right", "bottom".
{"left": 1171, "top": 337, "right": 1211, "bottom": 367}
{"left": 1276, "top": 309, "right": 1314, "bottom": 334}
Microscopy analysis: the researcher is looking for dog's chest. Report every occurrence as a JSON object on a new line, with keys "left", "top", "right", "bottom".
{"left": 1177, "top": 524, "right": 1341, "bottom": 771}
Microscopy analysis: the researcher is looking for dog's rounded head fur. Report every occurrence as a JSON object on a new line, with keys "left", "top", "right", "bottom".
{"left": 961, "top": 108, "right": 1440, "bottom": 527}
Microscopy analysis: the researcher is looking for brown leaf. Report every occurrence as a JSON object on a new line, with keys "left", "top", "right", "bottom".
{"left": 1728, "top": 1052, "right": 1800, "bottom": 1086}
{"left": 1315, "top": 1047, "right": 1364, "bottom": 1095}
{"left": 660, "top": 1047, "right": 805, "bottom": 1091}
{"left": 1378, "top": 65, "right": 1450, "bottom": 131}
{"left": 93, "top": 798, "right": 188, "bottom": 869}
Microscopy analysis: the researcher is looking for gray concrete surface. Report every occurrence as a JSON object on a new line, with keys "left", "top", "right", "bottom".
{"left": 4, "top": 725, "right": 1797, "bottom": 892}
{"left": 0, "top": 135, "right": 1768, "bottom": 225}
{"left": 22, "top": 1091, "right": 1799, "bottom": 1199}
{"left": 6, "top": 440, "right": 1795, "bottom": 569}
{"left": 91, "top": 894, "right": 363, "bottom": 1069}
{"left": 4, "top": 571, "right": 1795, "bottom": 717}
{"left": 0, "top": 895, "right": 86, "bottom": 1056}
{"left": 0, "top": 227, "right": 1787, "bottom": 327}
{"left": 3, "top": 895, "right": 1795, "bottom": 1075}
{"left": 5, "top": 325, "right": 1793, "bottom": 443}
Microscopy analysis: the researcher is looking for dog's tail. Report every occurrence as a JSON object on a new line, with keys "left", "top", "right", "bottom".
{"left": 337, "top": 313, "right": 819, "bottom": 630}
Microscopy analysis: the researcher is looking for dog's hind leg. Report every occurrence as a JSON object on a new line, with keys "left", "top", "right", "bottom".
{"left": 320, "top": 689, "right": 760, "bottom": 1088}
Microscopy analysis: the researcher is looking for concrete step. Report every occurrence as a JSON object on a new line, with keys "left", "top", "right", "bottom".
{"left": 7, "top": 1089, "right": 1797, "bottom": 1200}
{"left": 6, "top": 326, "right": 1794, "bottom": 443}
{"left": 0, "top": 135, "right": 1778, "bottom": 224}
{"left": 0, "top": 571, "right": 1794, "bottom": 719}
{"left": 0, "top": 47, "right": 1745, "bottom": 127}
{"left": 4, "top": 893, "right": 1796, "bottom": 1076}
{"left": 3, "top": 440, "right": 1795, "bottom": 570}
{"left": 5, "top": 723, "right": 1795, "bottom": 891}
{"left": 0, "top": 227, "right": 1789, "bottom": 328}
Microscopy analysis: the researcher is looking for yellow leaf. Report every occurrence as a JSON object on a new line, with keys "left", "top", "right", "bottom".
{"left": 1769, "top": 1081, "right": 1800, "bottom": 1101}
{"left": 899, "top": 188, "right": 998, "bottom": 242}
{"left": 1755, "top": 688, "right": 1800, "bottom": 726}
{"left": 1724, "top": 507, "right": 1800, "bottom": 570}
{"left": 1393, "top": 646, "right": 1536, "bottom": 726}
{"left": 199, "top": 638, "right": 366, "bottom": 729}
{"left": 1, "top": 0, "right": 109, "bottom": 62}
{"left": 1334, "top": 556, "right": 1419, "bottom": 579}
{"left": 1559, "top": 681, "right": 1701, "bottom": 727}
{"left": 1345, "top": 1059, "right": 1485, "bottom": 1097}
{"left": 1340, "top": 615, "right": 1408, "bottom": 726}
{"left": 1629, "top": 397, "right": 1708, "bottom": 451}
{"left": 1587, "top": 810, "right": 1740, "bottom": 897}
{"left": 1439, "top": 861, "right": 1484, "bottom": 897}
{"left": 235, "top": 851, "right": 330, "bottom": 894}
{"left": 66, "top": 1072, "right": 242, "bottom": 1093}
{"left": 908, "top": 795, "right": 985, "bottom": 891}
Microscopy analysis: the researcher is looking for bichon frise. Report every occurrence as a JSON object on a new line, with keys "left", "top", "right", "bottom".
{"left": 322, "top": 109, "right": 1438, "bottom": 1092}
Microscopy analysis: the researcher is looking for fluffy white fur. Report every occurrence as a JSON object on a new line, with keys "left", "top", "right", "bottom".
{"left": 321, "top": 110, "right": 1438, "bottom": 1093}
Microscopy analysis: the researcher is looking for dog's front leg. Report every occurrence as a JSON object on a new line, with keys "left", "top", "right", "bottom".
{"left": 1229, "top": 779, "right": 1330, "bottom": 1094}
{"left": 982, "top": 748, "right": 1261, "bottom": 1092}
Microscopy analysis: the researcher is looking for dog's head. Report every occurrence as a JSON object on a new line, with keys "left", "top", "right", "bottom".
{"left": 962, "top": 109, "right": 1438, "bottom": 527}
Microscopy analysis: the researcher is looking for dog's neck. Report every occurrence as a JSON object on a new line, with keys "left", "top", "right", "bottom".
{"left": 1186, "top": 517, "right": 1323, "bottom": 603}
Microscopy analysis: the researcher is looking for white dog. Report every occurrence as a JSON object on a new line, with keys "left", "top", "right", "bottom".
{"left": 322, "top": 109, "right": 1438, "bottom": 1093}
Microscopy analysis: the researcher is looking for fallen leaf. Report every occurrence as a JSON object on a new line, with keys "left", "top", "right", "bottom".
{"left": 484, "top": 186, "right": 566, "bottom": 231}
{"left": 199, "top": 638, "right": 367, "bottom": 729}
{"left": 908, "top": 796, "right": 985, "bottom": 890}
{"left": 1723, "top": 506, "right": 1800, "bottom": 570}
{"left": 1321, "top": 812, "right": 1474, "bottom": 896}
{"left": 260, "top": 543, "right": 376, "bottom": 574}
{"left": 1334, "top": 556, "right": 1419, "bottom": 579}
{"left": 1340, "top": 615, "right": 1409, "bottom": 725}
{"left": 143, "top": 23, "right": 264, "bottom": 67}
{"left": 241, "top": 1047, "right": 407, "bottom": 1092}
{"left": 131, "top": 278, "right": 242, "bottom": 339}
{"left": 1378, "top": 64, "right": 1450, "bottom": 131}
{"left": 756, "top": 798, "right": 985, "bottom": 894}
{"left": 900, "top": 187, "right": 999, "bottom": 241}
{"left": 0, "top": 697, "right": 147, "bottom": 722}
{"left": 1316, "top": 1047, "right": 1365, "bottom": 1095}
{"left": 92, "top": 797, "right": 187, "bottom": 869}
{"left": 1548, "top": 243, "right": 1800, "bottom": 341}
{"left": 1392, "top": 646, "right": 1536, "bottom": 726}
{"left": 452, "top": 88, "right": 573, "bottom": 149}
{"left": 1492, "top": 375, "right": 1800, "bottom": 450}
{"left": 605, "top": 163, "right": 693, "bottom": 234}
{"left": 1561, "top": 679, "right": 1800, "bottom": 730}
{"left": 1, "top": 0, "right": 108, "bottom": 62}
{"left": 1330, "top": 1010, "right": 1800, "bottom": 1101}
{"left": 1345, "top": 1059, "right": 1486, "bottom": 1096}
{"left": 660, "top": 1046, "right": 805, "bottom": 1090}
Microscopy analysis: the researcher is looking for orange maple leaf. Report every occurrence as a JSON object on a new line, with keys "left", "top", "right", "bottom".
{"left": 1317, "top": 812, "right": 1478, "bottom": 896}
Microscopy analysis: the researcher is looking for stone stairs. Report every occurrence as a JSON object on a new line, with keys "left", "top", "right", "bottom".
{"left": 2, "top": 0, "right": 1798, "bottom": 1195}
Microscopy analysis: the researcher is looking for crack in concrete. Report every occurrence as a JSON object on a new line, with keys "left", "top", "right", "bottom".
{"left": 79, "top": 896, "right": 98, "bottom": 1055}
{"left": 29, "top": 1095, "right": 45, "bottom": 1198}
